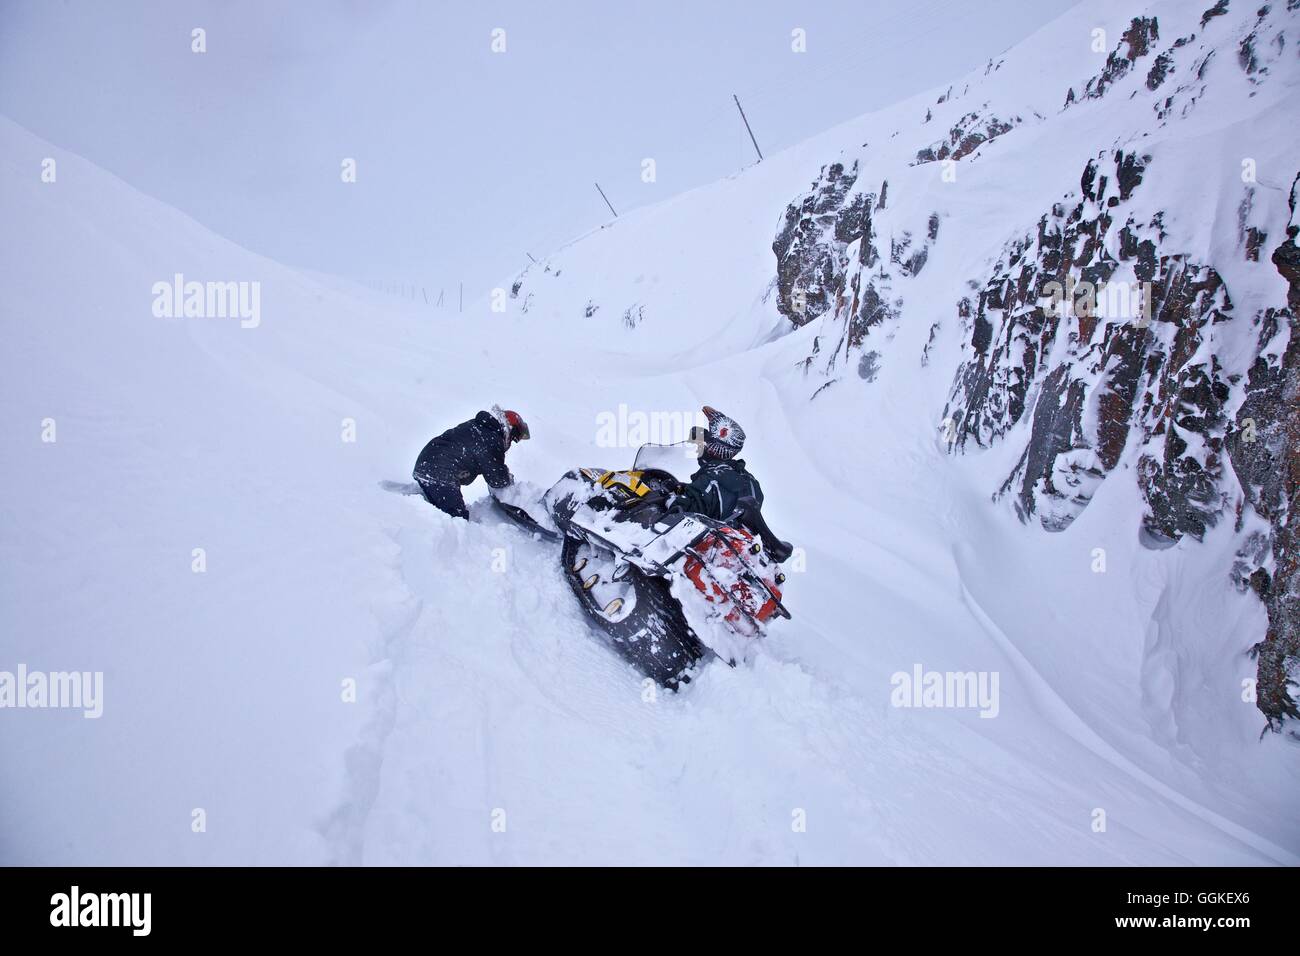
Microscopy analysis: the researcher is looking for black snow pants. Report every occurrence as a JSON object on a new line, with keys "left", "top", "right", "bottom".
{"left": 416, "top": 476, "right": 470, "bottom": 519}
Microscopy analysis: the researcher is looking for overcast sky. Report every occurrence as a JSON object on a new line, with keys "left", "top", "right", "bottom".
{"left": 0, "top": 0, "right": 1077, "bottom": 297}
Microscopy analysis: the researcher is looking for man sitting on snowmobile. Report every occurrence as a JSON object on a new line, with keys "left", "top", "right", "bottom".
{"left": 412, "top": 405, "right": 529, "bottom": 519}
{"left": 668, "top": 405, "right": 794, "bottom": 562}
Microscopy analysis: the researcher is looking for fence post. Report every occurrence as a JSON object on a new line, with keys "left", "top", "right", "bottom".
{"left": 733, "top": 94, "right": 763, "bottom": 162}
{"left": 595, "top": 181, "right": 618, "bottom": 217}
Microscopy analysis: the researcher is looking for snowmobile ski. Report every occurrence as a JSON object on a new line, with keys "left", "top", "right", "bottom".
{"left": 491, "top": 497, "right": 561, "bottom": 541}
{"left": 379, "top": 480, "right": 423, "bottom": 496}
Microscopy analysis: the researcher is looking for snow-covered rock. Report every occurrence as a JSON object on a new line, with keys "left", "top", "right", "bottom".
{"left": 732, "top": 0, "right": 1300, "bottom": 728}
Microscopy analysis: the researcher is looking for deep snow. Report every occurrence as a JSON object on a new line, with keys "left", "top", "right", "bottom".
{"left": 2, "top": 0, "right": 1298, "bottom": 866}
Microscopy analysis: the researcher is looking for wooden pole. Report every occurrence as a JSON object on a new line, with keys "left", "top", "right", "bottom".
{"left": 733, "top": 94, "right": 763, "bottom": 161}
{"left": 595, "top": 181, "right": 618, "bottom": 217}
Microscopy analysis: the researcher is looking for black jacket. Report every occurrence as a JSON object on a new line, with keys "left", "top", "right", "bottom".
{"left": 414, "top": 411, "right": 512, "bottom": 489}
{"left": 675, "top": 457, "right": 763, "bottom": 520}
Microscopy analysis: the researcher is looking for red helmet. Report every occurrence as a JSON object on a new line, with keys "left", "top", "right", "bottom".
{"left": 503, "top": 409, "right": 530, "bottom": 443}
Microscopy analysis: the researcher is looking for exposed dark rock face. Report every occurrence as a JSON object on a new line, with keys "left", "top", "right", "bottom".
{"left": 891, "top": 231, "right": 929, "bottom": 277}
{"left": 1234, "top": 2, "right": 1293, "bottom": 88}
{"left": 942, "top": 151, "right": 1239, "bottom": 536}
{"left": 1228, "top": 175, "right": 1300, "bottom": 727}
{"left": 921, "top": 321, "right": 941, "bottom": 366}
{"left": 1077, "top": 17, "right": 1161, "bottom": 102}
{"left": 939, "top": 159, "right": 1298, "bottom": 725}
{"left": 761, "top": 0, "right": 1300, "bottom": 731}
{"left": 912, "top": 109, "right": 1020, "bottom": 165}
{"left": 772, "top": 161, "right": 864, "bottom": 330}
{"left": 1201, "top": 0, "right": 1229, "bottom": 29}
{"left": 1152, "top": 44, "right": 1214, "bottom": 121}
{"left": 774, "top": 163, "right": 933, "bottom": 378}
{"left": 1146, "top": 51, "right": 1175, "bottom": 90}
{"left": 945, "top": 154, "right": 1136, "bottom": 515}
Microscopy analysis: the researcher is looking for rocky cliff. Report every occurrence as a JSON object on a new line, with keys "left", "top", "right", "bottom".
{"left": 770, "top": 0, "right": 1299, "bottom": 729}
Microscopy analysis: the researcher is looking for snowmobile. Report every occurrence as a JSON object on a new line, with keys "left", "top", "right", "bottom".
{"left": 497, "top": 439, "right": 792, "bottom": 689}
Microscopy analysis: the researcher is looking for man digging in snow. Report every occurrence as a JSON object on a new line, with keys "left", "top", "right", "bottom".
{"left": 412, "top": 406, "right": 529, "bottom": 519}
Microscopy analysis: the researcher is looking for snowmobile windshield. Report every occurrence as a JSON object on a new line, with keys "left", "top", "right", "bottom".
{"left": 632, "top": 442, "right": 701, "bottom": 482}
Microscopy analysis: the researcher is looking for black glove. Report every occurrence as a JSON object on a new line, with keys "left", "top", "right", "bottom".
{"left": 768, "top": 539, "right": 795, "bottom": 564}
{"left": 734, "top": 495, "right": 793, "bottom": 563}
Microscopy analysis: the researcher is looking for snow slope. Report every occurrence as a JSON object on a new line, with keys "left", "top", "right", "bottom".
{"left": 2, "top": 0, "right": 1297, "bottom": 865}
